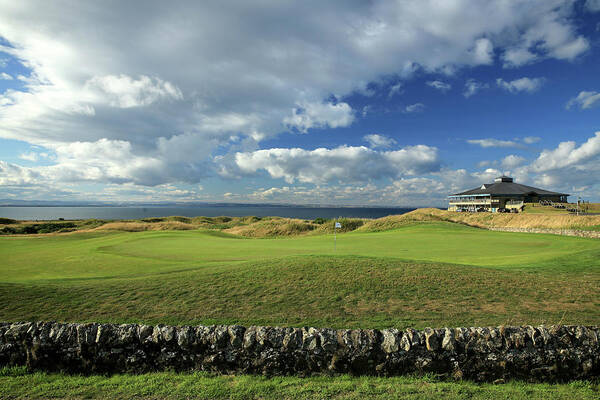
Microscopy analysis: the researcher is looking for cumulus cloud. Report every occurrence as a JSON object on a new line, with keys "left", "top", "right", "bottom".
{"left": 242, "top": 132, "right": 600, "bottom": 204}
{"left": 496, "top": 77, "right": 545, "bottom": 93}
{"left": 463, "top": 79, "right": 489, "bottom": 98}
{"left": 85, "top": 75, "right": 183, "bottom": 108}
{"left": 470, "top": 38, "right": 494, "bottom": 65}
{"left": 0, "top": 72, "right": 13, "bottom": 80}
{"left": 232, "top": 145, "right": 440, "bottom": 184}
{"left": 426, "top": 80, "right": 451, "bottom": 92}
{"left": 501, "top": 154, "right": 526, "bottom": 169}
{"left": 363, "top": 134, "right": 397, "bottom": 149}
{"left": 0, "top": 0, "right": 594, "bottom": 195}
{"left": 283, "top": 101, "right": 354, "bottom": 133}
{"left": 404, "top": 103, "right": 425, "bottom": 113}
{"left": 246, "top": 178, "right": 448, "bottom": 206}
{"left": 388, "top": 82, "right": 403, "bottom": 98}
{"left": 566, "top": 91, "right": 600, "bottom": 110}
{"left": 501, "top": 2, "right": 589, "bottom": 67}
{"left": 0, "top": 161, "right": 42, "bottom": 186}
{"left": 531, "top": 132, "right": 600, "bottom": 172}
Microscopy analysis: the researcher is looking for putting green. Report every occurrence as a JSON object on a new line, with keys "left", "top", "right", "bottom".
{"left": 2, "top": 222, "right": 599, "bottom": 283}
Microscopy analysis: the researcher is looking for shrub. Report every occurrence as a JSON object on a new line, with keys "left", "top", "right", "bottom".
{"left": 7, "top": 222, "right": 78, "bottom": 234}
{"left": 313, "top": 217, "right": 329, "bottom": 224}
{"left": 334, "top": 218, "right": 364, "bottom": 232}
{"left": 0, "top": 218, "right": 17, "bottom": 224}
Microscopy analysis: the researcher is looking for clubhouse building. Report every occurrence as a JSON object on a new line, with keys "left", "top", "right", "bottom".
{"left": 448, "top": 176, "right": 569, "bottom": 213}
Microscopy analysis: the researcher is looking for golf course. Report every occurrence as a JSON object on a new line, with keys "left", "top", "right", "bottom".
{"left": 2, "top": 217, "right": 599, "bottom": 329}
{"left": 1, "top": 211, "right": 600, "bottom": 398}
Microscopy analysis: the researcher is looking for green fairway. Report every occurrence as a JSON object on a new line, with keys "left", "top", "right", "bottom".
{"left": 1, "top": 221, "right": 599, "bottom": 328}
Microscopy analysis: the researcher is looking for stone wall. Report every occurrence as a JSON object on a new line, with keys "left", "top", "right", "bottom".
{"left": 1, "top": 322, "right": 598, "bottom": 382}
{"left": 488, "top": 227, "right": 600, "bottom": 239}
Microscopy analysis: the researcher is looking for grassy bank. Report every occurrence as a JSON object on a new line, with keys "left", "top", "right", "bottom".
{"left": 1, "top": 221, "right": 599, "bottom": 329}
{"left": 3, "top": 207, "right": 600, "bottom": 237}
{"left": 0, "top": 367, "right": 598, "bottom": 399}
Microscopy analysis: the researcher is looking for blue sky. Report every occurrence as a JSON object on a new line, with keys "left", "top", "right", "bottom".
{"left": 0, "top": 0, "right": 599, "bottom": 206}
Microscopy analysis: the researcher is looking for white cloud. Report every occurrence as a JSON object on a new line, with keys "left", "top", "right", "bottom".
{"left": 470, "top": 38, "right": 494, "bottom": 65}
{"left": 239, "top": 132, "right": 600, "bottom": 204}
{"left": 18, "top": 152, "right": 50, "bottom": 162}
{"left": 426, "top": 80, "right": 451, "bottom": 92}
{"left": 566, "top": 91, "right": 600, "bottom": 110}
{"left": 361, "top": 105, "right": 373, "bottom": 117}
{"left": 283, "top": 101, "right": 354, "bottom": 133}
{"left": 496, "top": 77, "right": 545, "bottom": 93}
{"left": 0, "top": 72, "right": 13, "bottom": 80}
{"left": 363, "top": 134, "right": 397, "bottom": 149}
{"left": 502, "top": 48, "right": 537, "bottom": 68}
{"left": 531, "top": 132, "right": 600, "bottom": 172}
{"left": 586, "top": 0, "right": 600, "bottom": 12}
{"left": 244, "top": 178, "right": 450, "bottom": 206}
{"left": 523, "top": 136, "right": 541, "bottom": 144}
{"left": 463, "top": 79, "right": 489, "bottom": 98}
{"left": 0, "top": 161, "right": 42, "bottom": 186}
{"left": 404, "top": 103, "right": 424, "bottom": 113}
{"left": 501, "top": 3, "right": 589, "bottom": 67}
{"left": 388, "top": 82, "right": 403, "bottom": 98}
{"left": 501, "top": 154, "right": 526, "bottom": 169}
{"left": 232, "top": 145, "right": 439, "bottom": 184}
{"left": 0, "top": 0, "right": 594, "bottom": 194}
{"left": 467, "top": 138, "right": 521, "bottom": 148}
{"left": 85, "top": 75, "right": 183, "bottom": 108}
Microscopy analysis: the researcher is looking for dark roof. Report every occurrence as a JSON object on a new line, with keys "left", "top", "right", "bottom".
{"left": 450, "top": 177, "right": 569, "bottom": 197}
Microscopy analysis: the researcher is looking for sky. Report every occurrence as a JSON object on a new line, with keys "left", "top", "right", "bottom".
{"left": 0, "top": 0, "right": 599, "bottom": 207}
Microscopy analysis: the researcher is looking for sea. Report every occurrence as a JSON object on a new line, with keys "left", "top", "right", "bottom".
{"left": 0, "top": 206, "right": 416, "bottom": 221}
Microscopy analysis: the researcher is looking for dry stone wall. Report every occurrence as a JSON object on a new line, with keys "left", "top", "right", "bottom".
{"left": 488, "top": 227, "right": 600, "bottom": 239}
{"left": 1, "top": 322, "right": 599, "bottom": 382}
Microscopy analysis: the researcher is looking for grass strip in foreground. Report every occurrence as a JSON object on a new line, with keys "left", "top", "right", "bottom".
{"left": 0, "top": 367, "right": 598, "bottom": 400}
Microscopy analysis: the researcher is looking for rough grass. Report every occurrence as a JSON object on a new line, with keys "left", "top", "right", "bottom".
{"left": 0, "top": 367, "right": 598, "bottom": 400}
{"left": 3, "top": 207, "right": 600, "bottom": 236}
{"left": 359, "top": 208, "right": 600, "bottom": 232}
{"left": 225, "top": 217, "right": 365, "bottom": 237}
{"left": 522, "top": 202, "right": 600, "bottom": 215}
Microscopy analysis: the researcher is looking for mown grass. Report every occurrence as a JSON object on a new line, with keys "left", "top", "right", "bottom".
{"left": 1, "top": 222, "right": 599, "bottom": 329}
{"left": 1, "top": 219, "right": 600, "bottom": 397}
{"left": 0, "top": 367, "right": 598, "bottom": 399}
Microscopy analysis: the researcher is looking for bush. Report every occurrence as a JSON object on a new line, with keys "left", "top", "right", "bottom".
{"left": 5, "top": 222, "right": 78, "bottom": 234}
{"left": 313, "top": 217, "right": 329, "bottom": 224}
{"left": 334, "top": 218, "right": 364, "bottom": 232}
{"left": 0, "top": 218, "right": 17, "bottom": 224}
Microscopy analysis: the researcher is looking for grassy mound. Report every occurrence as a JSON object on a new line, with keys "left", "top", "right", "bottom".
{"left": 225, "top": 217, "right": 317, "bottom": 237}
{"left": 225, "top": 217, "right": 365, "bottom": 237}
{"left": 359, "top": 208, "right": 600, "bottom": 232}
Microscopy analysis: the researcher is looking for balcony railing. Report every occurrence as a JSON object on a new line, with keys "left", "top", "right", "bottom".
{"left": 448, "top": 199, "right": 498, "bottom": 205}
